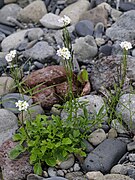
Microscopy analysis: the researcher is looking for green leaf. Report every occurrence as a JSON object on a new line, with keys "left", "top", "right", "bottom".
{"left": 45, "top": 156, "right": 57, "bottom": 166}
{"left": 73, "top": 130, "right": 80, "bottom": 138}
{"left": 9, "top": 144, "right": 24, "bottom": 160}
{"left": 34, "top": 161, "right": 42, "bottom": 175}
{"left": 77, "top": 69, "right": 88, "bottom": 84}
{"left": 12, "top": 134, "right": 22, "bottom": 141}
{"left": 41, "top": 146, "right": 46, "bottom": 154}
{"left": 62, "top": 138, "right": 72, "bottom": 145}
{"left": 30, "top": 153, "right": 37, "bottom": 164}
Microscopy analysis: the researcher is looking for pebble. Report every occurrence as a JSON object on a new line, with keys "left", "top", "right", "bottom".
{"left": 48, "top": 167, "right": 57, "bottom": 177}
{"left": 59, "top": 154, "right": 75, "bottom": 169}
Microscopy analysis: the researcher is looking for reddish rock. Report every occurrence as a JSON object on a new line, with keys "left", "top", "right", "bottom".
{"left": 24, "top": 65, "right": 67, "bottom": 87}
{"left": 33, "top": 84, "right": 60, "bottom": 108}
{"left": 0, "top": 139, "right": 32, "bottom": 180}
{"left": 81, "top": 81, "right": 91, "bottom": 96}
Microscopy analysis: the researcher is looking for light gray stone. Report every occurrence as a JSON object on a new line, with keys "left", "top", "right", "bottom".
{"left": 59, "top": 154, "right": 75, "bottom": 169}
{"left": 48, "top": 167, "right": 57, "bottom": 177}
{"left": 0, "top": 109, "right": 18, "bottom": 146}
{"left": 0, "top": 76, "right": 16, "bottom": 95}
{"left": 17, "top": 0, "right": 47, "bottom": 23}
{"left": 111, "top": 119, "right": 128, "bottom": 134}
{"left": 0, "top": 3, "right": 22, "bottom": 26}
{"left": 23, "top": 41, "right": 55, "bottom": 63}
{"left": 1, "top": 29, "right": 30, "bottom": 52}
{"left": 40, "top": 13, "right": 66, "bottom": 29}
{"left": 4, "top": 0, "right": 17, "bottom": 3}
{"left": 106, "top": 10, "right": 135, "bottom": 41}
{"left": 104, "top": 174, "right": 134, "bottom": 180}
{"left": 116, "top": 93, "right": 135, "bottom": 132}
{"left": 27, "top": 28, "right": 44, "bottom": 41}
{"left": 73, "top": 35, "right": 98, "bottom": 63}
{"left": 60, "top": 0, "right": 90, "bottom": 24}
{"left": 86, "top": 171, "right": 104, "bottom": 180}
{"left": 88, "top": 128, "right": 106, "bottom": 146}
{"left": 108, "top": 128, "right": 117, "bottom": 139}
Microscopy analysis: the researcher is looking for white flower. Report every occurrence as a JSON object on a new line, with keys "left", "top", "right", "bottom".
{"left": 57, "top": 47, "right": 71, "bottom": 60}
{"left": 58, "top": 15, "right": 71, "bottom": 26}
{"left": 120, "top": 41, "right": 132, "bottom": 50}
{"left": 5, "top": 50, "right": 17, "bottom": 62}
{"left": 15, "top": 100, "right": 29, "bottom": 111}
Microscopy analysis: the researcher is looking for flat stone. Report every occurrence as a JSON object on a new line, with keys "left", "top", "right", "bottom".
{"left": 0, "top": 76, "right": 16, "bottom": 95}
{"left": 86, "top": 171, "right": 104, "bottom": 180}
{"left": 75, "top": 20, "right": 94, "bottom": 37}
{"left": 23, "top": 41, "right": 55, "bottom": 63}
{"left": 0, "top": 139, "right": 32, "bottom": 180}
{"left": 0, "top": 109, "right": 18, "bottom": 146}
{"left": 104, "top": 174, "right": 134, "bottom": 180}
{"left": 59, "top": 154, "right": 75, "bottom": 169}
{"left": 60, "top": 0, "right": 90, "bottom": 24}
{"left": 119, "top": 2, "right": 135, "bottom": 11}
{"left": 82, "top": 138, "right": 127, "bottom": 173}
{"left": 27, "top": 28, "right": 44, "bottom": 41}
{"left": 127, "top": 141, "right": 135, "bottom": 151}
{"left": 1, "top": 93, "right": 33, "bottom": 114}
{"left": 65, "top": 171, "right": 84, "bottom": 180}
{"left": 27, "top": 173, "right": 68, "bottom": 180}
{"left": 17, "top": 0, "right": 47, "bottom": 23}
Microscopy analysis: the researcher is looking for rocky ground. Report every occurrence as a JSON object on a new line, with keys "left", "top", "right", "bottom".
{"left": 1, "top": 0, "right": 135, "bottom": 179}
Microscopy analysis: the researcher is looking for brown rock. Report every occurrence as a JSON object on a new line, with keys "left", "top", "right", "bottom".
{"left": 24, "top": 65, "right": 67, "bottom": 87}
{"left": 0, "top": 139, "right": 32, "bottom": 180}
{"left": 32, "top": 84, "right": 60, "bottom": 109}
{"left": 79, "top": 3, "right": 109, "bottom": 26}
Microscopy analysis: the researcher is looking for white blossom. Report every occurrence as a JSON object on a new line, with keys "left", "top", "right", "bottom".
{"left": 57, "top": 47, "right": 71, "bottom": 60}
{"left": 58, "top": 15, "right": 71, "bottom": 26}
{"left": 5, "top": 50, "right": 17, "bottom": 62}
{"left": 15, "top": 100, "right": 29, "bottom": 111}
{"left": 120, "top": 41, "right": 132, "bottom": 50}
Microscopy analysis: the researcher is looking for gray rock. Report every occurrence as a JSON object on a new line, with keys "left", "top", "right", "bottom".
{"left": 0, "top": 31, "right": 6, "bottom": 42}
{"left": 48, "top": 167, "right": 57, "bottom": 177}
{"left": 0, "top": 3, "right": 22, "bottom": 26}
{"left": 94, "top": 22, "right": 104, "bottom": 38}
{"left": 1, "top": 29, "right": 30, "bottom": 52}
{"left": 110, "top": 8, "right": 122, "bottom": 22}
{"left": 108, "top": 128, "right": 117, "bottom": 139}
{"left": 82, "top": 138, "right": 127, "bottom": 173}
{"left": 75, "top": 20, "right": 94, "bottom": 37}
{"left": 111, "top": 119, "right": 128, "bottom": 134}
{"left": 61, "top": 95, "right": 107, "bottom": 125}
{"left": 88, "top": 128, "right": 106, "bottom": 146}
{"left": 111, "top": 164, "right": 129, "bottom": 175}
{"left": 59, "top": 154, "right": 75, "bottom": 169}
{"left": 60, "top": 0, "right": 90, "bottom": 24}
{"left": 1, "top": 93, "right": 33, "bottom": 114}
{"left": 73, "top": 35, "right": 98, "bottom": 63}
{"left": 116, "top": 93, "right": 135, "bottom": 132}
{"left": 106, "top": 10, "right": 135, "bottom": 41}
{"left": 65, "top": 172, "right": 84, "bottom": 180}
{"left": 17, "top": 0, "right": 47, "bottom": 23}
{"left": 83, "top": 139, "right": 94, "bottom": 153}
{"left": 0, "top": 0, "right": 4, "bottom": 8}
{"left": 45, "top": 177, "right": 68, "bottom": 180}
{"left": 132, "top": 49, "right": 135, "bottom": 57}
{"left": 128, "top": 153, "right": 135, "bottom": 162}
{"left": 23, "top": 41, "right": 55, "bottom": 63}
{"left": 57, "top": 170, "right": 65, "bottom": 177}
{"left": 27, "top": 28, "right": 44, "bottom": 41}
{"left": 0, "top": 57, "right": 8, "bottom": 72}
{"left": 40, "top": 13, "right": 66, "bottom": 29}
{"left": 104, "top": 174, "right": 134, "bottom": 180}
{"left": 0, "top": 76, "right": 16, "bottom": 95}
{"left": 27, "top": 174, "right": 45, "bottom": 180}
{"left": 18, "top": 105, "right": 44, "bottom": 122}
{"left": 127, "top": 141, "right": 135, "bottom": 151}
{"left": 73, "top": 163, "right": 81, "bottom": 171}
{"left": 0, "top": 109, "right": 18, "bottom": 146}
{"left": 4, "top": 0, "right": 17, "bottom": 3}
{"left": 86, "top": 171, "right": 104, "bottom": 180}
{"left": 119, "top": 2, "right": 135, "bottom": 11}
{"left": 99, "top": 44, "right": 112, "bottom": 56}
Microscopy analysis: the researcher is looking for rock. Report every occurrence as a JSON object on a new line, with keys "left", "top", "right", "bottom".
{"left": 116, "top": 93, "right": 135, "bottom": 132}
{"left": 111, "top": 164, "right": 129, "bottom": 175}
{"left": 0, "top": 31, "right": 6, "bottom": 42}
{"left": 88, "top": 128, "right": 106, "bottom": 146}
{"left": 86, "top": 171, "right": 104, "bottom": 180}
{"left": 0, "top": 109, "right": 18, "bottom": 146}
{"left": 40, "top": 13, "right": 66, "bottom": 29}
{"left": 57, "top": 170, "right": 65, "bottom": 177}
{"left": 23, "top": 41, "right": 55, "bottom": 63}
{"left": 75, "top": 20, "right": 94, "bottom": 37}
{"left": 0, "top": 139, "right": 32, "bottom": 180}
{"left": 65, "top": 171, "right": 84, "bottom": 180}
{"left": 59, "top": 154, "right": 75, "bottom": 169}
{"left": 73, "top": 35, "right": 98, "bottom": 63}
{"left": 60, "top": 0, "right": 90, "bottom": 24}
{"left": 0, "top": 76, "right": 16, "bottom": 95}
{"left": 18, "top": 105, "right": 44, "bottom": 122}
{"left": 128, "top": 153, "right": 135, "bottom": 162}
{"left": 99, "top": 44, "right": 112, "bottom": 56}
{"left": 73, "top": 163, "right": 81, "bottom": 171}
{"left": 48, "top": 167, "right": 57, "bottom": 177}
{"left": 94, "top": 22, "right": 104, "bottom": 38}
{"left": 80, "top": 2, "right": 110, "bottom": 26}
{"left": 110, "top": 8, "right": 122, "bottom": 22}
{"left": 1, "top": 29, "right": 30, "bottom": 52}
{"left": 111, "top": 119, "right": 128, "bottom": 134}
{"left": 1, "top": 93, "right": 33, "bottom": 114}
{"left": 61, "top": 94, "right": 107, "bottom": 125}
{"left": 106, "top": 10, "right": 135, "bottom": 41}
{"left": 0, "top": 0, "right": 4, "bottom": 8}
{"left": 127, "top": 141, "right": 135, "bottom": 151}
{"left": 27, "top": 28, "right": 44, "bottom": 41}
{"left": 132, "top": 49, "right": 135, "bottom": 57}
{"left": 0, "top": 3, "right": 22, "bottom": 26}
{"left": 4, "top": 0, "right": 17, "bottom": 3}
{"left": 108, "top": 128, "right": 117, "bottom": 138}
{"left": 17, "top": 0, "right": 47, "bottom": 23}
{"left": 119, "top": 2, "right": 135, "bottom": 11}
{"left": 27, "top": 174, "right": 67, "bottom": 180}
{"left": 104, "top": 174, "right": 134, "bottom": 180}
{"left": 83, "top": 139, "right": 94, "bottom": 153}
{"left": 82, "top": 138, "right": 127, "bottom": 173}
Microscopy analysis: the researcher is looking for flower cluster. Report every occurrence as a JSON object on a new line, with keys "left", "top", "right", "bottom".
{"left": 5, "top": 50, "right": 17, "bottom": 62}
{"left": 57, "top": 47, "right": 71, "bottom": 60}
{"left": 15, "top": 100, "right": 29, "bottom": 111}
{"left": 59, "top": 15, "right": 71, "bottom": 26}
{"left": 120, "top": 41, "right": 132, "bottom": 50}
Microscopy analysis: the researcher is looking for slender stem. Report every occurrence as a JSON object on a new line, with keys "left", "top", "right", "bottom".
{"left": 21, "top": 111, "right": 30, "bottom": 139}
